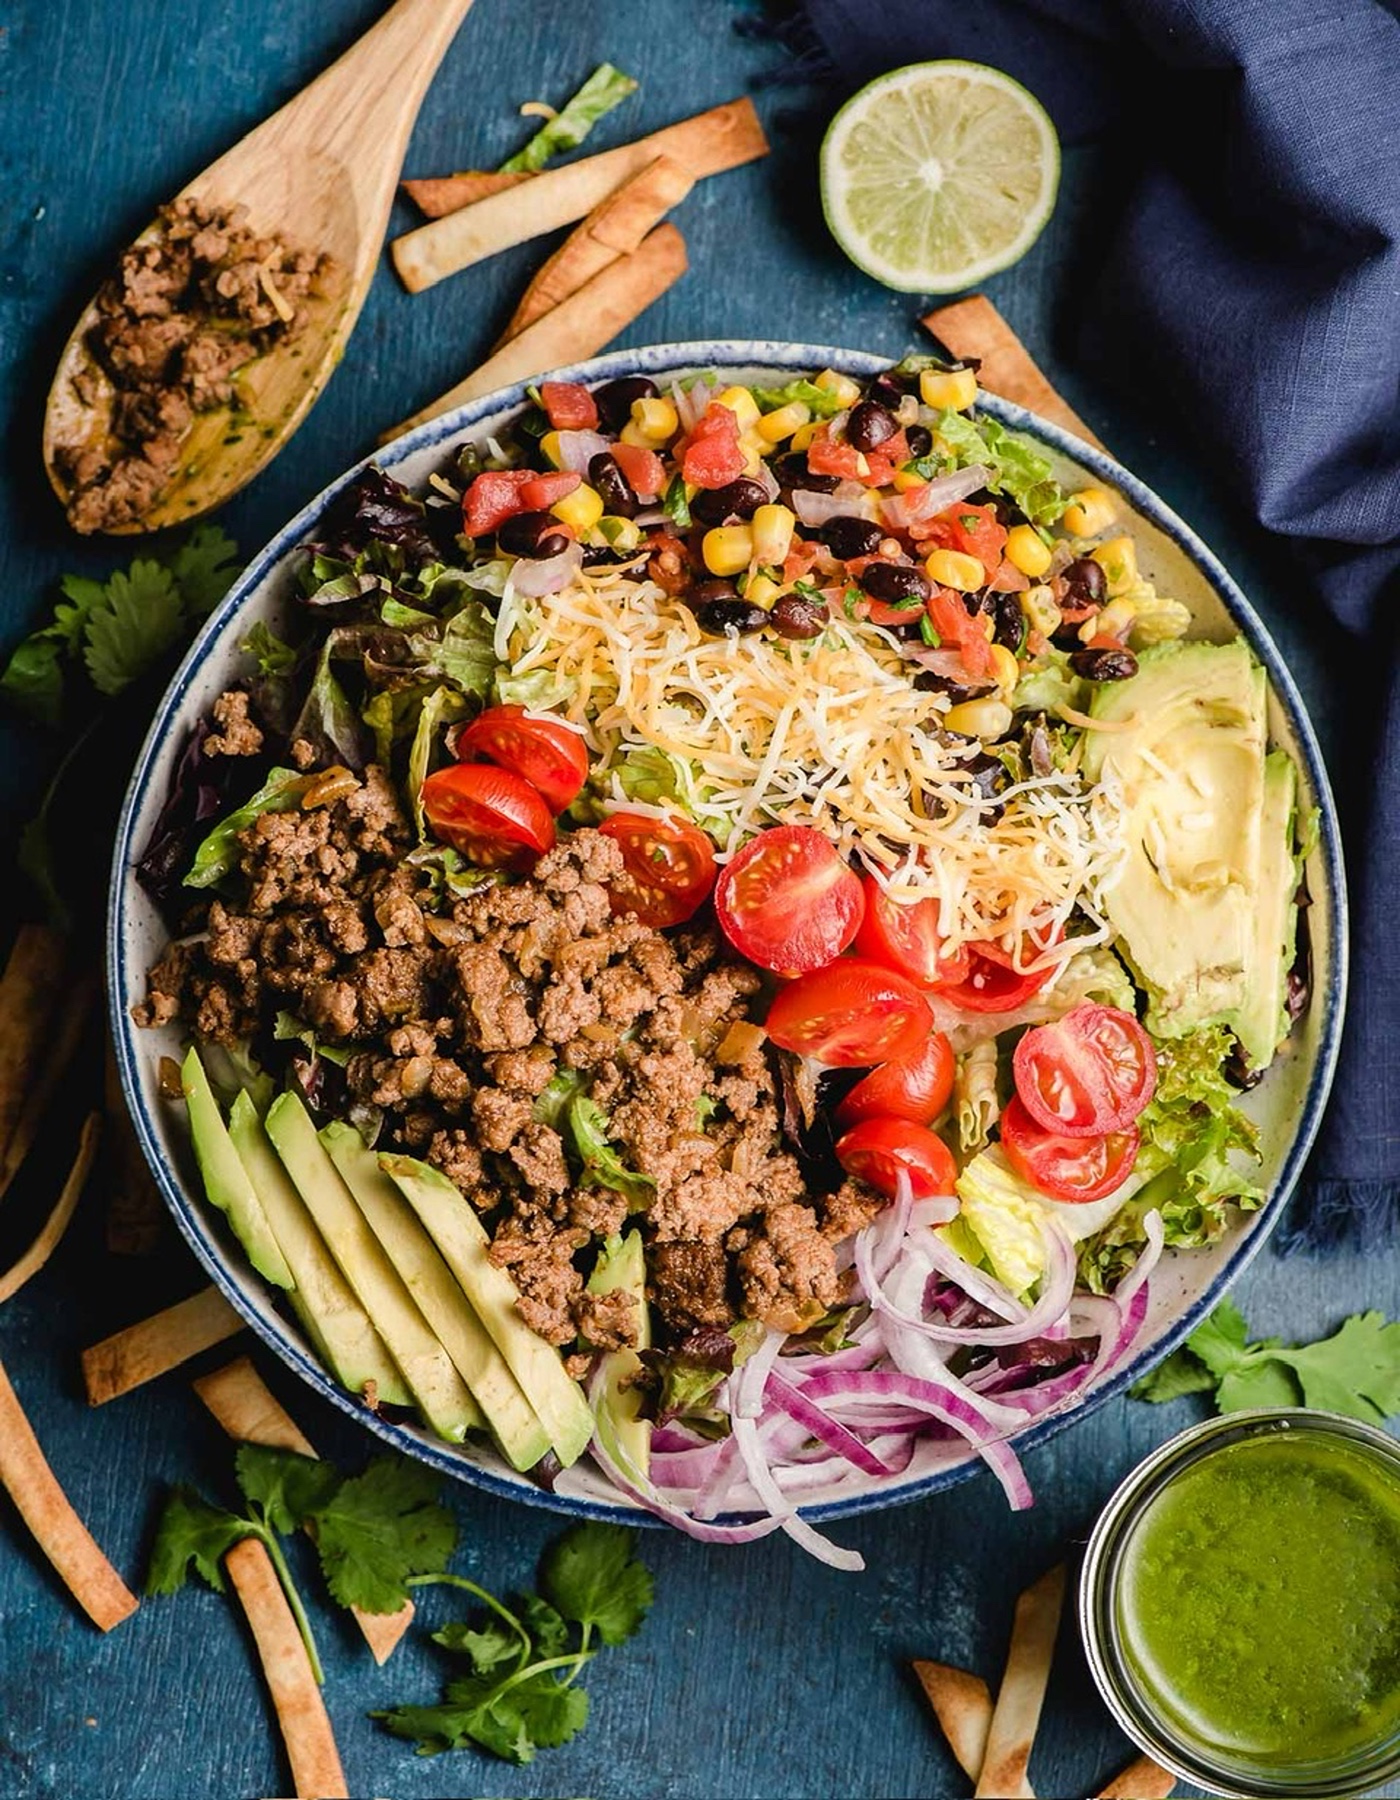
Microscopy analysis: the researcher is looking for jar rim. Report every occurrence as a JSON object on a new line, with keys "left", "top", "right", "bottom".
{"left": 1079, "top": 1408, "right": 1400, "bottom": 1799}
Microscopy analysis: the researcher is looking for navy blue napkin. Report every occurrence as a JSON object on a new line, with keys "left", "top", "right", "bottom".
{"left": 782, "top": 0, "right": 1400, "bottom": 1246}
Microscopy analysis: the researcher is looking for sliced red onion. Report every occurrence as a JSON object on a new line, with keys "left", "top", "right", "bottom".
{"left": 859, "top": 1216, "right": 1078, "bottom": 1349}
{"left": 765, "top": 1371, "right": 898, "bottom": 1479}
{"left": 553, "top": 429, "right": 611, "bottom": 474}
{"left": 917, "top": 1233, "right": 1029, "bottom": 1324}
{"left": 509, "top": 541, "right": 583, "bottom": 597}
{"left": 732, "top": 1415, "right": 866, "bottom": 1571}
{"left": 881, "top": 464, "right": 991, "bottom": 532}
{"left": 632, "top": 507, "right": 669, "bottom": 528}
{"left": 729, "top": 1325, "right": 787, "bottom": 1420}
{"left": 752, "top": 459, "right": 781, "bottom": 503}
{"left": 791, "top": 481, "right": 879, "bottom": 528}
{"left": 590, "top": 1423, "right": 783, "bottom": 1545}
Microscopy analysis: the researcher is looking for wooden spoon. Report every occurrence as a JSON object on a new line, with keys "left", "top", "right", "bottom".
{"left": 42, "top": 0, "right": 475, "bottom": 535}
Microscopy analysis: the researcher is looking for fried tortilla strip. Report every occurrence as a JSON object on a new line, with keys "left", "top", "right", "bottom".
{"left": 921, "top": 295, "right": 1106, "bottom": 451}
{"left": 224, "top": 1536, "right": 348, "bottom": 1800}
{"left": 385, "top": 223, "right": 688, "bottom": 441}
{"left": 82, "top": 1284, "right": 245, "bottom": 1405}
{"left": 194, "top": 1356, "right": 415, "bottom": 1665}
{"left": 974, "top": 1563, "right": 1067, "bottom": 1800}
{"left": 392, "top": 97, "right": 765, "bottom": 291}
{"left": 0, "top": 1355, "right": 139, "bottom": 1630}
{"left": 0, "top": 1111, "right": 101, "bottom": 1306}
{"left": 496, "top": 154, "right": 694, "bottom": 346}
{"left": 402, "top": 168, "right": 530, "bottom": 216}
{"left": 1094, "top": 1754, "right": 1177, "bottom": 1798}
{"left": 912, "top": 1660, "right": 994, "bottom": 1782}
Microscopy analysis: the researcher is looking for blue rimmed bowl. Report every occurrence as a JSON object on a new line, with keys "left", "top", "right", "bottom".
{"left": 108, "top": 341, "right": 1347, "bottom": 1526}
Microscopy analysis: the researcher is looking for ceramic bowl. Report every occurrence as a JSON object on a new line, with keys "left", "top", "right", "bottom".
{"left": 108, "top": 341, "right": 1347, "bottom": 1526}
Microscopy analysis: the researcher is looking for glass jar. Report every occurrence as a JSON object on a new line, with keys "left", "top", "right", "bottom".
{"left": 1080, "top": 1410, "right": 1400, "bottom": 1798}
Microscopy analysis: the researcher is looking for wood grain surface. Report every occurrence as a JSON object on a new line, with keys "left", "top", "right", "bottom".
{"left": 0, "top": 2, "right": 1370, "bottom": 1798}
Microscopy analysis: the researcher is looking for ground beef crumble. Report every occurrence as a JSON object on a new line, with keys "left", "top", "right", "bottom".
{"left": 136, "top": 776, "right": 882, "bottom": 1352}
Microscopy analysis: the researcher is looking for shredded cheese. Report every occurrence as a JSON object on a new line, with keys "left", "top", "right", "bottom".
{"left": 499, "top": 566, "right": 1127, "bottom": 959}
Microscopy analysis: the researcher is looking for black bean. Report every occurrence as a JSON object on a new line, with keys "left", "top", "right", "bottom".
{"left": 904, "top": 424, "right": 933, "bottom": 460}
{"left": 588, "top": 451, "right": 637, "bottom": 518}
{"left": 691, "top": 477, "right": 768, "bottom": 526}
{"left": 846, "top": 400, "right": 897, "bottom": 454}
{"left": 690, "top": 578, "right": 739, "bottom": 606}
{"left": 771, "top": 594, "right": 828, "bottom": 640}
{"left": 864, "top": 372, "right": 908, "bottom": 410}
{"left": 1062, "top": 556, "right": 1107, "bottom": 606}
{"left": 592, "top": 376, "right": 659, "bottom": 431}
{"left": 987, "top": 589, "right": 1025, "bottom": 650}
{"left": 498, "top": 510, "right": 573, "bottom": 559}
{"left": 1069, "top": 646, "right": 1138, "bottom": 682}
{"left": 772, "top": 453, "right": 839, "bottom": 495}
{"left": 820, "top": 515, "right": 882, "bottom": 560}
{"left": 582, "top": 544, "right": 632, "bottom": 568}
{"left": 862, "top": 561, "right": 930, "bottom": 606}
{"left": 695, "top": 599, "right": 771, "bottom": 636}
{"left": 962, "top": 750, "right": 1009, "bottom": 821}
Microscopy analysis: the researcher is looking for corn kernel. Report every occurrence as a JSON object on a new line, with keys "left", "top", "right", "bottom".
{"left": 925, "top": 548, "right": 986, "bottom": 592}
{"left": 1091, "top": 535, "right": 1138, "bottom": 595}
{"left": 628, "top": 396, "right": 679, "bottom": 444}
{"left": 716, "top": 385, "right": 761, "bottom": 429}
{"left": 551, "top": 483, "right": 604, "bottom": 533}
{"left": 1063, "top": 487, "right": 1116, "bottom": 537}
{"left": 757, "top": 400, "right": 810, "bottom": 444}
{"left": 815, "top": 369, "right": 861, "bottom": 407}
{"left": 751, "top": 503, "right": 795, "bottom": 566}
{"left": 744, "top": 572, "right": 783, "bottom": 610}
{"left": 738, "top": 429, "right": 766, "bottom": 476}
{"left": 920, "top": 367, "right": 979, "bottom": 411}
{"left": 988, "top": 644, "right": 1021, "bottom": 695}
{"left": 891, "top": 469, "right": 927, "bottom": 493}
{"left": 1020, "top": 583, "right": 1062, "bottom": 637}
{"left": 703, "top": 525, "right": 754, "bottom": 577}
{"left": 1005, "top": 523, "right": 1053, "bottom": 579}
{"left": 598, "top": 515, "right": 642, "bottom": 552}
{"left": 943, "top": 697, "right": 1013, "bottom": 739}
{"left": 1081, "top": 595, "right": 1138, "bottom": 644}
{"left": 539, "top": 430, "right": 565, "bottom": 469}
{"left": 790, "top": 420, "right": 822, "bottom": 453}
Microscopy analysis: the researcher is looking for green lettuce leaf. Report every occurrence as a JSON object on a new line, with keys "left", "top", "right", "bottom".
{"left": 431, "top": 599, "right": 498, "bottom": 698}
{"left": 566, "top": 1094, "right": 654, "bottom": 1209}
{"left": 185, "top": 768, "right": 311, "bottom": 889}
{"left": 750, "top": 378, "right": 848, "bottom": 419}
{"left": 408, "top": 686, "right": 471, "bottom": 839}
{"left": 499, "top": 63, "right": 637, "bottom": 174}
{"left": 930, "top": 410, "right": 1066, "bottom": 529}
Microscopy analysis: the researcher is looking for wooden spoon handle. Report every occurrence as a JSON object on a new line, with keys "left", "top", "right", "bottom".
{"left": 301, "top": 0, "right": 476, "bottom": 153}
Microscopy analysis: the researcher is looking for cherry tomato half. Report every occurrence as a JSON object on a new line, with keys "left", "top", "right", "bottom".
{"left": 714, "top": 826, "right": 865, "bottom": 977}
{"left": 939, "top": 937, "right": 1057, "bottom": 1014}
{"left": 598, "top": 812, "right": 717, "bottom": 928}
{"left": 539, "top": 380, "right": 599, "bottom": 430}
{"left": 1012, "top": 1003, "right": 1157, "bottom": 1137}
{"left": 836, "top": 1031, "right": 955, "bottom": 1129}
{"left": 456, "top": 705, "right": 590, "bottom": 815}
{"left": 999, "top": 1096, "right": 1139, "bottom": 1203}
{"left": 519, "top": 471, "right": 581, "bottom": 512}
{"left": 681, "top": 404, "right": 744, "bottom": 489}
{"left": 463, "top": 469, "right": 534, "bottom": 536}
{"left": 855, "top": 876, "right": 972, "bottom": 990}
{"left": 421, "top": 764, "right": 556, "bottom": 868}
{"left": 610, "top": 442, "right": 665, "bottom": 500}
{"left": 765, "top": 960, "right": 932, "bottom": 1067}
{"left": 836, "top": 1117, "right": 958, "bottom": 1200}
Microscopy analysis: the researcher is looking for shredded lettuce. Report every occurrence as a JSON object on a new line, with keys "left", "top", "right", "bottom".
{"left": 533, "top": 1068, "right": 589, "bottom": 1131}
{"left": 1012, "top": 649, "right": 1086, "bottom": 717}
{"left": 499, "top": 63, "right": 637, "bottom": 174}
{"left": 566, "top": 1094, "right": 654, "bottom": 1209}
{"left": 240, "top": 620, "right": 297, "bottom": 677}
{"left": 493, "top": 666, "right": 562, "bottom": 710}
{"left": 407, "top": 686, "right": 470, "bottom": 840}
{"left": 185, "top": 768, "right": 310, "bottom": 889}
{"left": 429, "top": 600, "right": 498, "bottom": 699}
{"left": 290, "top": 636, "right": 373, "bottom": 771}
{"left": 931, "top": 410, "right": 1066, "bottom": 529}
{"left": 750, "top": 378, "right": 847, "bottom": 420}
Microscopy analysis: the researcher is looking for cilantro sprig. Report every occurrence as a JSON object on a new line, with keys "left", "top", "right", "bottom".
{"left": 148, "top": 1444, "right": 458, "bottom": 1683}
{"left": 376, "top": 1522, "right": 653, "bottom": 1764}
{"left": 1133, "top": 1297, "right": 1400, "bottom": 1423}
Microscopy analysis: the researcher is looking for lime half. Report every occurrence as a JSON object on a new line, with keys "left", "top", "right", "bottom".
{"left": 820, "top": 61, "right": 1060, "bottom": 294}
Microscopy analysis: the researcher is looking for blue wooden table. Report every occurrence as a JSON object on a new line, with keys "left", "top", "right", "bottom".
{"left": 0, "top": 4, "right": 1386, "bottom": 1797}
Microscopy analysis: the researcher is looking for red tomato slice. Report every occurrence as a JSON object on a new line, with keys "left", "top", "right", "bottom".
{"left": 922, "top": 502, "right": 1008, "bottom": 580}
{"left": 456, "top": 705, "right": 590, "bottom": 814}
{"left": 539, "top": 381, "right": 599, "bottom": 430}
{"left": 835, "top": 1032, "right": 955, "bottom": 1129}
{"left": 835, "top": 1117, "right": 958, "bottom": 1200}
{"left": 598, "top": 813, "right": 717, "bottom": 928}
{"left": 1012, "top": 1003, "right": 1157, "bottom": 1136}
{"left": 682, "top": 404, "right": 744, "bottom": 489}
{"left": 463, "top": 469, "right": 535, "bottom": 537}
{"left": 854, "top": 876, "right": 973, "bottom": 989}
{"left": 999, "top": 1097, "right": 1139, "bottom": 1203}
{"left": 765, "top": 960, "right": 932, "bottom": 1066}
{"left": 610, "top": 442, "right": 665, "bottom": 500}
{"left": 806, "top": 429, "right": 868, "bottom": 481}
{"left": 939, "top": 937, "right": 1056, "bottom": 1013}
{"left": 519, "top": 471, "right": 582, "bottom": 511}
{"left": 714, "top": 826, "right": 865, "bottom": 977}
{"left": 925, "top": 589, "right": 993, "bottom": 681}
{"left": 421, "top": 764, "right": 556, "bottom": 868}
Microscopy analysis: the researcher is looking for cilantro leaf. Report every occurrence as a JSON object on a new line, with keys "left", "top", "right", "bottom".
{"left": 1217, "top": 1358, "right": 1300, "bottom": 1415}
{"left": 510, "top": 1674, "right": 589, "bottom": 1750}
{"left": 83, "top": 560, "right": 185, "bottom": 696}
{"left": 517, "top": 1592, "right": 572, "bottom": 1658}
{"left": 1274, "top": 1312, "right": 1400, "bottom": 1424}
{"left": 433, "top": 1618, "right": 521, "bottom": 1674}
{"left": 147, "top": 1487, "right": 248, "bottom": 1594}
{"left": 378, "top": 1672, "right": 588, "bottom": 1763}
{"left": 1180, "top": 1297, "right": 1250, "bottom": 1380}
{"left": 308, "top": 1456, "right": 458, "bottom": 1614}
{"left": 540, "top": 1522, "right": 653, "bottom": 1646}
{"left": 1129, "top": 1348, "right": 1218, "bottom": 1405}
{"left": 168, "top": 525, "right": 240, "bottom": 616}
{"left": 0, "top": 632, "right": 68, "bottom": 726}
{"left": 234, "top": 1443, "right": 340, "bottom": 1535}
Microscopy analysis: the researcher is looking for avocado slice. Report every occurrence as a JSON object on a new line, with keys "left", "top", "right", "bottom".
{"left": 227, "top": 1091, "right": 412, "bottom": 1409}
{"left": 264, "top": 1094, "right": 483, "bottom": 1441}
{"left": 381, "top": 1154, "right": 594, "bottom": 1469}
{"left": 320, "top": 1122, "right": 550, "bottom": 1472}
{"left": 1231, "top": 751, "right": 1301, "bottom": 1074}
{"left": 1082, "top": 641, "right": 1267, "bottom": 1040}
{"left": 182, "top": 1048, "right": 293, "bottom": 1289}
{"left": 586, "top": 1230, "right": 651, "bottom": 1477}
